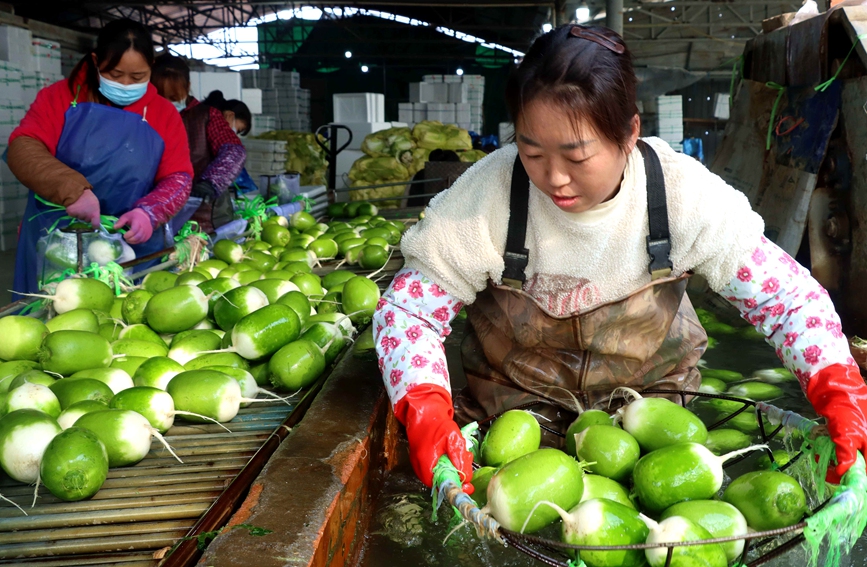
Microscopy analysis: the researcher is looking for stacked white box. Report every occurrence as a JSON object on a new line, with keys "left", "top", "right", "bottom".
{"left": 655, "top": 95, "right": 683, "bottom": 150}
{"left": 261, "top": 85, "right": 312, "bottom": 132}
{"left": 240, "top": 69, "right": 300, "bottom": 89}
{"left": 713, "top": 93, "right": 730, "bottom": 120}
{"left": 31, "top": 39, "right": 61, "bottom": 76}
{"left": 60, "top": 49, "right": 83, "bottom": 77}
{"left": 443, "top": 75, "right": 462, "bottom": 84}
{"left": 333, "top": 93, "right": 384, "bottom": 123}
{"left": 426, "top": 103, "right": 455, "bottom": 124}
{"left": 421, "top": 74, "right": 442, "bottom": 83}
{"left": 334, "top": 122, "right": 393, "bottom": 151}
{"left": 0, "top": 152, "right": 25, "bottom": 250}
{"left": 412, "top": 102, "right": 427, "bottom": 123}
{"left": 197, "top": 71, "right": 242, "bottom": 101}
{"left": 250, "top": 115, "right": 277, "bottom": 137}
{"left": 448, "top": 82, "right": 467, "bottom": 103}
{"left": 0, "top": 62, "right": 22, "bottom": 101}
{"left": 0, "top": 26, "right": 33, "bottom": 72}
{"left": 403, "top": 74, "right": 484, "bottom": 129}
{"left": 409, "top": 82, "right": 449, "bottom": 104}
{"left": 398, "top": 102, "right": 413, "bottom": 123}
{"left": 241, "top": 88, "right": 262, "bottom": 115}
{"left": 242, "top": 138, "right": 287, "bottom": 180}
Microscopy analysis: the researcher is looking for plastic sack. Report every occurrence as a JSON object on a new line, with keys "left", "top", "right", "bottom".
{"left": 348, "top": 156, "right": 410, "bottom": 184}
{"left": 262, "top": 173, "right": 302, "bottom": 204}
{"left": 38, "top": 227, "right": 127, "bottom": 284}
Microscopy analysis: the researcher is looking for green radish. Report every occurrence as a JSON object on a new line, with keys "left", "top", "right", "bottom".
{"left": 574, "top": 425, "right": 640, "bottom": 482}
{"left": 280, "top": 248, "right": 315, "bottom": 265}
{"left": 338, "top": 237, "right": 367, "bottom": 257}
{"left": 99, "top": 322, "right": 123, "bottom": 342}
{"left": 213, "top": 286, "right": 269, "bottom": 331}
{"left": 185, "top": 352, "right": 250, "bottom": 371}
{"left": 74, "top": 409, "right": 180, "bottom": 467}
{"left": 357, "top": 202, "right": 378, "bottom": 216}
{"left": 198, "top": 277, "right": 242, "bottom": 315}
{"left": 40, "top": 331, "right": 113, "bottom": 376}
{"left": 288, "top": 234, "right": 315, "bottom": 250}
{"left": 299, "top": 321, "right": 347, "bottom": 364}
{"left": 121, "top": 290, "right": 153, "bottom": 325}
{"left": 632, "top": 442, "right": 765, "bottom": 514}
{"left": 614, "top": 388, "right": 707, "bottom": 452}
{"left": 277, "top": 291, "right": 313, "bottom": 328}
{"left": 247, "top": 250, "right": 277, "bottom": 272}
{"left": 327, "top": 202, "right": 346, "bottom": 217}
{"left": 144, "top": 286, "right": 209, "bottom": 334}
{"left": 205, "top": 365, "right": 287, "bottom": 407}
{"left": 661, "top": 500, "right": 749, "bottom": 562}
{"left": 317, "top": 291, "right": 342, "bottom": 315}
{"left": 699, "top": 377, "right": 727, "bottom": 395}
{"left": 168, "top": 331, "right": 223, "bottom": 365}
{"left": 218, "top": 267, "right": 239, "bottom": 279}
{"left": 249, "top": 361, "right": 270, "bottom": 387}
{"left": 39, "top": 427, "right": 108, "bottom": 501}
{"left": 487, "top": 448, "right": 586, "bottom": 533}
{"left": 110, "top": 356, "right": 148, "bottom": 377}
{"left": 261, "top": 224, "right": 291, "bottom": 247}
{"left": 308, "top": 238, "right": 338, "bottom": 259}
{"left": 196, "top": 259, "right": 229, "bottom": 278}
{"left": 266, "top": 270, "right": 297, "bottom": 282}
{"left": 756, "top": 449, "right": 792, "bottom": 471}
{"left": 167, "top": 370, "right": 265, "bottom": 422}
{"left": 109, "top": 297, "right": 124, "bottom": 320}
{"left": 341, "top": 276, "right": 380, "bottom": 325}
{"left": 565, "top": 410, "right": 615, "bottom": 457}
{"left": 9, "top": 369, "right": 56, "bottom": 390}
{"left": 110, "top": 386, "right": 229, "bottom": 433}
{"left": 5, "top": 382, "right": 61, "bottom": 417}
{"left": 249, "top": 240, "right": 271, "bottom": 251}
{"left": 282, "top": 261, "right": 313, "bottom": 274}
{"left": 470, "top": 466, "right": 497, "bottom": 507}
{"left": 170, "top": 328, "right": 220, "bottom": 347}
{"left": 142, "top": 271, "right": 178, "bottom": 293}
{"left": 704, "top": 397, "right": 748, "bottom": 414}
{"left": 0, "top": 361, "right": 41, "bottom": 393}
{"left": 234, "top": 270, "right": 265, "bottom": 286}
{"left": 579, "top": 474, "right": 635, "bottom": 509}
{"left": 701, "top": 368, "right": 743, "bottom": 383}
{"left": 0, "top": 409, "right": 62, "bottom": 482}
{"left": 703, "top": 428, "right": 752, "bottom": 456}
{"left": 57, "top": 400, "right": 108, "bottom": 429}
{"left": 332, "top": 231, "right": 360, "bottom": 244}
{"left": 531, "top": 498, "right": 649, "bottom": 566}
{"left": 214, "top": 239, "right": 245, "bottom": 264}
{"left": 133, "top": 357, "right": 186, "bottom": 389}
{"left": 360, "top": 227, "right": 391, "bottom": 240}
{"left": 643, "top": 516, "right": 728, "bottom": 567}
{"left": 365, "top": 236, "right": 389, "bottom": 249}
{"left": 111, "top": 338, "right": 168, "bottom": 359}
{"left": 343, "top": 246, "right": 363, "bottom": 266}
{"left": 269, "top": 339, "right": 326, "bottom": 391}
{"left": 322, "top": 270, "right": 356, "bottom": 291}
{"left": 69, "top": 368, "right": 133, "bottom": 394}
{"left": 354, "top": 327, "right": 375, "bottom": 352}
{"left": 345, "top": 201, "right": 362, "bottom": 217}
{"left": 753, "top": 368, "right": 795, "bottom": 383}
{"left": 49, "top": 378, "right": 114, "bottom": 409}
{"left": 46, "top": 309, "right": 99, "bottom": 333}
{"left": 193, "top": 319, "right": 216, "bottom": 331}
{"left": 307, "top": 312, "right": 356, "bottom": 337}
{"left": 290, "top": 272, "right": 324, "bottom": 297}
{"left": 290, "top": 211, "right": 316, "bottom": 231}
{"left": 22, "top": 278, "right": 115, "bottom": 314}
{"left": 481, "top": 409, "right": 541, "bottom": 467}
{"left": 358, "top": 245, "right": 389, "bottom": 270}
{"left": 722, "top": 470, "right": 807, "bottom": 530}
{"left": 247, "top": 279, "right": 300, "bottom": 304}
{"left": 117, "top": 323, "right": 167, "bottom": 346}
{"left": 176, "top": 271, "right": 210, "bottom": 286}
{"left": 725, "top": 381, "right": 783, "bottom": 401}
{"left": 725, "top": 411, "right": 774, "bottom": 434}
{"left": 231, "top": 304, "right": 301, "bottom": 360}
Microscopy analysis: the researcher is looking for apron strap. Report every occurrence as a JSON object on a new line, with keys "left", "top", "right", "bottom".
{"left": 636, "top": 140, "right": 673, "bottom": 280}
{"left": 502, "top": 153, "right": 530, "bottom": 289}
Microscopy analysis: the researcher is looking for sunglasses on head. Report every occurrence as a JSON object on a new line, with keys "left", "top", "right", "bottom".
{"left": 569, "top": 25, "right": 626, "bottom": 54}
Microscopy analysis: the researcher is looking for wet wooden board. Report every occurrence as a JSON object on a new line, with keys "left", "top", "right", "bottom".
{"left": 787, "top": 12, "right": 828, "bottom": 87}
{"left": 746, "top": 26, "right": 788, "bottom": 84}
{"left": 0, "top": 401, "right": 297, "bottom": 564}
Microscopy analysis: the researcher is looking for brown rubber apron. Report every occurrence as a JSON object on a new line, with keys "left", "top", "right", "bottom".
{"left": 454, "top": 141, "right": 707, "bottom": 425}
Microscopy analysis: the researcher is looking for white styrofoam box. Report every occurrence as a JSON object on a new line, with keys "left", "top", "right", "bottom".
{"left": 198, "top": 71, "right": 242, "bottom": 101}
{"left": 249, "top": 115, "right": 277, "bottom": 136}
{"left": 457, "top": 122, "right": 471, "bottom": 131}
{"left": 398, "top": 107, "right": 413, "bottom": 123}
{"left": 455, "top": 103, "right": 471, "bottom": 122}
{"left": 335, "top": 149, "right": 365, "bottom": 189}
{"left": 241, "top": 88, "right": 262, "bottom": 115}
{"left": 31, "top": 39, "right": 61, "bottom": 76}
{"left": 242, "top": 138, "right": 288, "bottom": 153}
{"left": 448, "top": 82, "right": 467, "bottom": 104}
{"left": 332, "top": 122, "right": 392, "bottom": 151}
{"left": 463, "top": 75, "right": 484, "bottom": 85}
{"left": 422, "top": 74, "right": 443, "bottom": 83}
{"left": 247, "top": 159, "right": 285, "bottom": 173}
{"left": 0, "top": 26, "right": 33, "bottom": 72}
{"left": 427, "top": 103, "right": 455, "bottom": 124}
{"left": 413, "top": 102, "right": 427, "bottom": 123}
{"left": 713, "top": 93, "right": 730, "bottom": 120}
{"left": 409, "top": 83, "right": 449, "bottom": 104}
{"left": 499, "top": 122, "right": 514, "bottom": 143}
{"left": 443, "top": 74, "right": 462, "bottom": 84}
{"left": 333, "top": 93, "right": 385, "bottom": 123}
{"left": 0, "top": 195, "right": 24, "bottom": 214}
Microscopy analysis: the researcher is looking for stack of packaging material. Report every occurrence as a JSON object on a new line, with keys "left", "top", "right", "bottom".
{"left": 28, "top": 39, "right": 63, "bottom": 107}
{"left": 60, "top": 49, "right": 83, "bottom": 77}
{"left": 0, "top": 159, "right": 25, "bottom": 251}
{"left": 241, "top": 69, "right": 310, "bottom": 132}
{"left": 404, "top": 74, "right": 484, "bottom": 132}
{"left": 656, "top": 95, "right": 684, "bottom": 152}
{"left": 241, "top": 138, "right": 287, "bottom": 181}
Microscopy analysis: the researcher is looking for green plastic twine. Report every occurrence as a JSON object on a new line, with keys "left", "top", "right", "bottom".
{"left": 815, "top": 33, "right": 867, "bottom": 92}
{"left": 566, "top": 559, "right": 587, "bottom": 567}
{"left": 765, "top": 82, "right": 786, "bottom": 151}
{"left": 729, "top": 55, "right": 744, "bottom": 111}
{"left": 82, "top": 262, "right": 133, "bottom": 296}
{"left": 168, "top": 220, "right": 209, "bottom": 268}
{"left": 804, "top": 452, "right": 867, "bottom": 567}
{"left": 235, "top": 196, "right": 277, "bottom": 240}
{"left": 431, "top": 455, "right": 462, "bottom": 522}
{"left": 290, "top": 194, "right": 314, "bottom": 214}
{"left": 800, "top": 433, "right": 837, "bottom": 502}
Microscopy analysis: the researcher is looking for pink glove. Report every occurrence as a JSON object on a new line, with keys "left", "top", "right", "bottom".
{"left": 66, "top": 190, "right": 101, "bottom": 228}
{"left": 114, "top": 208, "right": 154, "bottom": 245}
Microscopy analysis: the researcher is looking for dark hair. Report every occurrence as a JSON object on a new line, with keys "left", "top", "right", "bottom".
{"left": 504, "top": 24, "right": 638, "bottom": 153}
{"left": 150, "top": 54, "right": 190, "bottom": 101}
{"left": 69, "top": 18, "right": 155, "bottom": 100}
{"left": 204, "top": 90, "right": 252, "bottom": 136}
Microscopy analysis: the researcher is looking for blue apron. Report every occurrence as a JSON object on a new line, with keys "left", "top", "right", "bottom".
{"left": 14, "top": 100, "right": 168, "bottom": 295}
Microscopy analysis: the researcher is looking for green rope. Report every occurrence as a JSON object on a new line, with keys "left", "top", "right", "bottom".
{"left": 800, "top": 434, "right": 837, "bottom": 502}
{"left": 290, "top": 194, "right": 314, "bottom": 214}
{"left": 804, "top": 452, "right": 867, "bottom": 567}
{"left": 431, "top": 455, "right": 462, "bottom": 522}
{"left": 166, "top": 220, "right": 209, "bottom": 267}
{"left": 81, "top": 262, "right": 133, "bottom": 296}
{"left": 235, "top": 195, "right": 277, "bottom": 240}
{"left": 566, "top": 559, "right": 587, "bottom": 567}
{"left": 729, "top": 55, "right": 744, "bottom": 111}
{"left": 765, "top": 82, "right": 786, "bottom": 151}
{"left": 815, "top": 33, "right": 867, "bottom": 92}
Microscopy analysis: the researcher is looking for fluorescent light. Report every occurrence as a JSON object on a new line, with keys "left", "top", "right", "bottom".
{"left": 542, "top": 23, "right": 553, "bottom": 33}
{"left": 345, "top": 51, "right": 352, "bottom": 58}
{"left": 456, "top": 68, "right": 464, "bottom": 76}
{"left": 575, "top": 7, "right": 590, "bottom": 22}
{"left": 361, "top": 65, "right": 369, "bottom": 72}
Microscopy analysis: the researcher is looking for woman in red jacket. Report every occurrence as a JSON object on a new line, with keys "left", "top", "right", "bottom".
{"left": 7, "top": 18, "right": 193, "bottom": 294}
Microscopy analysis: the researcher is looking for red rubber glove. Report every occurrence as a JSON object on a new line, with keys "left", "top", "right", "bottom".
{"left": 66, "top": 189, "right": 101, "bottom": 228}
{"left": 393, "top": 383, "right": 475, "bottom": 494}
{"left": 114, "top": 208, "right": 154, "bottom": 245}
{"left": 806, "top": 363, "right": 867, "bottom": 482}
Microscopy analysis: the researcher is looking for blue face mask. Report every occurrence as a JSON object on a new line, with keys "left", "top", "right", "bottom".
{"left": 172, "top": 99, "right": 187, "bottom": 113}
{"left": 98, "top": 75, "right": 148, "bottom": 107}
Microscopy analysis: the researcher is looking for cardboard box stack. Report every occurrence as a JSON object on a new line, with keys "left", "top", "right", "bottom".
{"left": 402, "top": 74, "right": 484, "bottom": 132}
{"left": 241, "top": 69, "right": 310, "bottom": 132}
{"left": 656, "top": 95, "right": 684, "bottom": 152}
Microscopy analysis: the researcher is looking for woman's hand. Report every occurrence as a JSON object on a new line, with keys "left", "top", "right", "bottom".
{"left": 114, "top": 208, "right": 153, "bottom": 245}
{"left": 65, "top": 190, "right": 101, "bottom": 228}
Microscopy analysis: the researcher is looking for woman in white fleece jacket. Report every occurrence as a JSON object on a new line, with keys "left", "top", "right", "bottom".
{"left": 373, "top": 24, "right": 867, "bottom": 494}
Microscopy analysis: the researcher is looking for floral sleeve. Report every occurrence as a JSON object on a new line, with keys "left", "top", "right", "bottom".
{"left": 373, "top": 267, "right": 464, "bottom": 406}
{"left": 719, "top": 236, "right": 854, "bottom": 390}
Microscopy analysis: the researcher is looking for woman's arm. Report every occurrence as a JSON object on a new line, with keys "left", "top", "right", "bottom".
{"left": 198, "top": 107, "right": 245, "bottom": 196}
{"left": 7, "top": 136, "right": 91, "bottom": 206}
{"left": 133, "top": 172, "right": 193, "bottom": 228}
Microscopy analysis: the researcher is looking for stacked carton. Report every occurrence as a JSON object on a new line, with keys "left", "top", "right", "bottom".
{"left": 403, "top": 74, "right": 484, "bottom": 132}
{"left": 241, "top": 69, "right": 310, "bottom": 132}
{"left": 656, "top": 95, "right": 684, "bottom": 152}
{"left": 241, "top": 138, "right": 287, "bottom": 181}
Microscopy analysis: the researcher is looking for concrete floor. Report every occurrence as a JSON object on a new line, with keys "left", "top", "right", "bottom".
{"left": 0, "top": 248, "right": 15, "bottom": 306}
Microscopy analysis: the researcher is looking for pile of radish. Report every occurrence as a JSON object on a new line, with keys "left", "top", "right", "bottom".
{"left": 474, "top": 389, "right": 810, "bottom": 567}
{"left": 0, "top": 202, "right": 405, "bottom": 506}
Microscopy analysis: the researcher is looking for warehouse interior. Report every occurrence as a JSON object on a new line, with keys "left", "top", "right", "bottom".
{"left": 3, "top": 0, "right": 867, "bottom": 566}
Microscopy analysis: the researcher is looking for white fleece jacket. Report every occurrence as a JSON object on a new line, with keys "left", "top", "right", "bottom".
{"left": 400, "top": 137, "right": 765, "bottom": 313}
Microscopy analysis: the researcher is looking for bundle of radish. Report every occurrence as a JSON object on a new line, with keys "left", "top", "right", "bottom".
{"left": 613, "top": 387, "right": 708, "bottom": 452}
